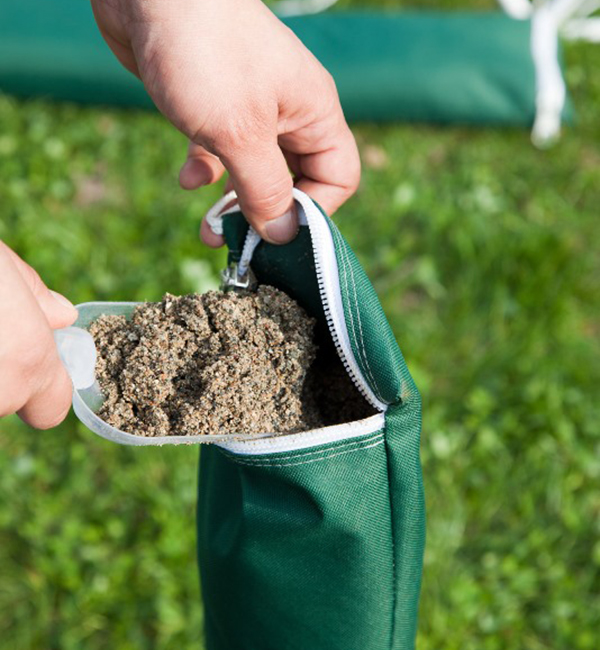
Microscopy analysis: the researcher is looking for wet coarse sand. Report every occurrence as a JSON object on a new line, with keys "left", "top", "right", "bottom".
{"left": 90, "top": 287, "right": 374, "bottom": 437}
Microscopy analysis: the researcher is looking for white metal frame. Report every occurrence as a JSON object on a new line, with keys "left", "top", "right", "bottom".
{"left": 271, "top": 0, "right": 339, "bottom": 17}
{"left": 498, "top": 0, "right": 599, "bottom": 144}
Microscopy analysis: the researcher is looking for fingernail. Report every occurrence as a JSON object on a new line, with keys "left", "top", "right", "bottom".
{"left": 50, "top": 290, "right": 76, "bottom": 310}
{"left": 264, "top": 208, "right": 298, "bottom": 244}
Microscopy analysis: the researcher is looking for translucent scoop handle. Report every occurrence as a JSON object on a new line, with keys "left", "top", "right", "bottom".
{"left": 53, "top": 326, "right": 97, "bottom": 390}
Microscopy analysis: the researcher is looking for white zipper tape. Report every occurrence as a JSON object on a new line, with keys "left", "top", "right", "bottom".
{"left": 215, "top": 412, "right": 385, "bottom": 455}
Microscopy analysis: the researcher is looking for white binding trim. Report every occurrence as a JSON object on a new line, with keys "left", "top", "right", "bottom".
{"left": 215, "top": 412, "right": 385, "bottom": 455}
{"left": 204, "top": 190, "right": 238, "bottom": 236}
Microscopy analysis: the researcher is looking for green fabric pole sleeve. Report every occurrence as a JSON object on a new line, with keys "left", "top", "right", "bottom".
{"left": 0, "top": 0, "right": 153, "bottom": 109}
{"left": 286, "top": 11, "right": 538, "bottom": 125}
{"left": 0, "top": 0, "right": 569, "bottom": 125}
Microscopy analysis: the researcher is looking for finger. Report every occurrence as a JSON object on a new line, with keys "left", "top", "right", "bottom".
{"left": 17, "top": 356, "right": 73, "bottom": 430}
{"left": 200, "top": 218, "right": 225, "bottom": 248}
{"left": 90, "top": 4, "right": 141, "bottom": 78}
{"left": 282, "top": 150, "right": 302, "bottom": 180}
{"left": 219, "top": 140, "right": 297, "bottom": 245}
{"left": 223, "top": 176, "right": 235, "bottom": 195}
{"left": 280, "top": 120, "right": 361, "bottom": 217}
{"left": 199, "top": 182, "right": 240, "bottom": 248}
{"left": 0, "top": 245, "right": 73, "bottom": 429}
{"left": 0, "top": 242, "right": 78, "bottom": 329}
{"left": 180, "top": 141, "right": 226, "bottom": 190}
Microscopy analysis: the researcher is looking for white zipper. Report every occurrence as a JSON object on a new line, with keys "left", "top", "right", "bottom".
{"left": 292, "top": 188, "right": 387, "bottom": 413}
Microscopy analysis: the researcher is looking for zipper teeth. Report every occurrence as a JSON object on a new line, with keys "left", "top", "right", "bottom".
{"left": 314, "top": 244, "right": 373, "bottom": 405}
{"left": 297, "top": 191, "right": 386, "bottom": 413}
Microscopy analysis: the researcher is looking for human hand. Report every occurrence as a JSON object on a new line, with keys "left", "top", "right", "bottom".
{"left": 0, "top": 242, "right": 78, "bottom": 429}
{"left": 91, "top": 0, "right": 360, "bottom": 246}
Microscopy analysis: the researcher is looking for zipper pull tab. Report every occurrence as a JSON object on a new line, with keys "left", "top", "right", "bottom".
{"left": 221, "top": 262, "right": 257, "bottom": 292}
{"left": 204, "top": 193, "right": 262, "bottom": 293}
{"left": 220, "top": 226, "right": 262, "bottom": 292}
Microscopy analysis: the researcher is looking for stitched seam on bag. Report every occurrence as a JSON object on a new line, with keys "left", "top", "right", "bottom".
{"left": 334, "top": 228, "right": 361, "bottom": 377}
{"left": 384, "top": 438, "right": 397, "bottom": 650}
{"left": 221, "top": 432, "right": 384, "bottom": 465}
{"left": 333, "top": 228, "right": 383, "bottom": 402}
{"left": 219, "top": 432, "right": 383, "bottom": 463}
{"left": 337, "top": 230, "right": 373, "bottom": 389}
{"left": 338, "top": 231, "right": 372, "bottom": 387}
{"left": 337, "top": 231, "right": 365, "bottom": 377}
{"left": 220, "top": 433, "right": 384, "bottom": 464}
{"left": 222, "top": 439, "right": 385, "bottom": 468}
{"left": 220, "top": 432, "right": 382, "bottom": 462}
{"left": 236, "top": 433, "right": 385, "bottom": 462}
{"left": 340, "top": 235, "right": 381, "bottom": 398}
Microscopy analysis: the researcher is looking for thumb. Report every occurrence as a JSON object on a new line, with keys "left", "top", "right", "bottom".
{"left": 222, "top": 141, "right": 298, "bottom": 245}
{"left": 0, "top": 243, "right": 78, "bottom": 329}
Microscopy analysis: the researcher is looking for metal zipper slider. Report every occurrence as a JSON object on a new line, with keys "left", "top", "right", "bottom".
{"left": 221, "top": 262, "right": 257, "bottom": 292}
{"left": 220, "top": 226, "right": 262, "bottom": 292}
{"left": 205, "top": 192, "right": 263, "bottom": 293}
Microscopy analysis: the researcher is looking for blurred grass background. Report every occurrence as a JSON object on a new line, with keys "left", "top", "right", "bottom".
{"left": 1, "top": 1, "right": 600, "bottom": 649}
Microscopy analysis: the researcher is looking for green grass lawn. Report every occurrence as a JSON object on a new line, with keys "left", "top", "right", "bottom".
{"left": 1, "top": 14, "right": 600, "bottom": 650}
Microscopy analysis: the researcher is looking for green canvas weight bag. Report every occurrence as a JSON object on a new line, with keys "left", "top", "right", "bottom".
{"left": 196, "top": 190, "right": 426, "bottom": 650}
{"left": 55, "top": 194, "right": 426, "bottom": 648}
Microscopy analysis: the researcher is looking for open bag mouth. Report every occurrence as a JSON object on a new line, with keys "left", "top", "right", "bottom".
{"left": 64, "top": 300, "right": 383, "bottom": 447}
{"left": 57, "top": 190, "right": 392, "bottom": 447}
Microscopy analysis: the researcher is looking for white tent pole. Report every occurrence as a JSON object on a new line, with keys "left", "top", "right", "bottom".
{"left": 530, "top": 1, "right": 567, "bottom": 146}
{"left": 498, "top": 0, "right": 598, "bottom": 144}
{"left": 563, "top": 16, "right": 600, "bottom": 40}
{"left": 272, "top": 0, "right": 339, "bottom": 17}
{"left": 497, "top": 0, "right": 534, "bottom": 19}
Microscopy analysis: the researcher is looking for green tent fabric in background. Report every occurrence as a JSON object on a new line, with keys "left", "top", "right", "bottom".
{"left": 0, "top": 0, "right": 154, "bottom": 110}
{"left": 0, "top": 0, "right": 569, "bottom": 131}
{"left": 286, "top": 11, "right": 538, "bottom": 125}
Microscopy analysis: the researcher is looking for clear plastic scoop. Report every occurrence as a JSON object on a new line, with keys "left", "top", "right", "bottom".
{"left": 54, "top": 302, "right": 275, "bottom": 446}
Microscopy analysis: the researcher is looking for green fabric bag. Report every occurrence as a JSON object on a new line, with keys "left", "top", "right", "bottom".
{"left": 197, "top": 190, "right": 425, "bottom": 650}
